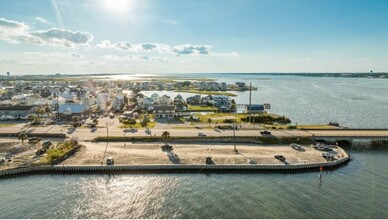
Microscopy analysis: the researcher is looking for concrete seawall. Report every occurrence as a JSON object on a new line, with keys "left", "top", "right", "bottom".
{"left": 0, "top": 156, "right": 350, "bottom": 178}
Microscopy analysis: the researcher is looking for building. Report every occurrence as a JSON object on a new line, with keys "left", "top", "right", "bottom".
{"left": 159, "top": 94, "right": 172, "bottom": 106}
{"left": 96, "top": 90, "right": 110, "bottom": 111}
{"left": 112, "top": 93, "right": 125, "bottom": 111}
{"left": 212, "top": 95, "right": 231, "bottom": 108}
{"left": 58, "top": 103, "right": 89, "bottom": 120}
{"left": 186, "top": 95, "right": 201, "bottom": 105}
{"left": 0, "top": 105, "right": 36, "bottom": 118}
{"left": 245, "top": 104, "right": 265, "bottom": 114}
{"left": 154, "top": 105, "right": 175, "bottom": 119}
{"left": 150, "top": 93, "right": 160, "bottom": 104}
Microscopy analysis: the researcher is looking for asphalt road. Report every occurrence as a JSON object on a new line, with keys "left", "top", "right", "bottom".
{"left": 1, "top": 123, "right": 388, "bottom": 141}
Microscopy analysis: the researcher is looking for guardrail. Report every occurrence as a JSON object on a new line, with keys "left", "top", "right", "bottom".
{"left": 0, "top": 156, "right": 350, "bottom": 178}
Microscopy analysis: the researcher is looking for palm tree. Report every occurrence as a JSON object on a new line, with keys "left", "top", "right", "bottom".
{"left": 18, "top": 132, "right": 28, "bottom": 146}
{"left": 161, "top": 131, "right": 170, "bottom": 144}
{"left": 207, "top": 118, "right": 212, "bottom": 128}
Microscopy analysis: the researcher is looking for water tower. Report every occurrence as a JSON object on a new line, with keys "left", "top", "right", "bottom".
{"left": 6, "top": 72, "right": 10, "bottom": 77}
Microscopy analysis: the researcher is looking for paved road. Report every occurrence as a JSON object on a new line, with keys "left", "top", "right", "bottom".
{"left": 1, "top": 123, "right": 388, "bottom": 141}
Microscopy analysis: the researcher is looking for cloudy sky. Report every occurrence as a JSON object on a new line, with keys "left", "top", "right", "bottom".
{"left": 1, "top": 0, "right": 388, "bottom": 75}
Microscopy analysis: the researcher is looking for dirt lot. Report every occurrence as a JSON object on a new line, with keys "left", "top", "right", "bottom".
{"left": 62, "top": 142, "right": 347, "bottom": 165}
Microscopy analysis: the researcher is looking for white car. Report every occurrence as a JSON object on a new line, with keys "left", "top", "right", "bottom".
{"left": 198, "top": 132, "right": 207, "bottom": 137}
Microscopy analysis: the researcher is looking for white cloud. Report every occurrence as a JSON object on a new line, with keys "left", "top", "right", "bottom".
{"left": 30, "top": 28, "right": 93, "bottom": 47}
{"left": 0, "top": 17, "right": 93, "bottom": 47}
{"left": 35, "top": 16, "right": 49, "bottom": 24}
{"left": 101, "top": 54, "right": 168, "bottom": 63}
{"left": 97, "top": 40, "right": 211, "bottom": 55}
{"left": 172, "top": 44, "right": 211, "bottom": 55}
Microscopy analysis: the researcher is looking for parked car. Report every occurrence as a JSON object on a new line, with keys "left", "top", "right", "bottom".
{"left": 205, "top": 156, "right": 214, "bottom": 165}
{"left": 28, "top": 137, "right": 41, "bottom": 143}
{"left": 290, "top": 143, "right": 304, "bottom": 151}
{"left": 198, "top": 132, "right": 207, "bottom": 137}
{"left": 274, "top": 155, "right": 286, "bottom": 162}
{"left": 261, "top": 130, "right": 271, "bottom": 135}
{"left": 0, "top": 157, "right": 5, "bottom": 164}
{"left": 161, "top": 144, "right": 173, "bottom": 151}
{"left": 106, "top": 157, "right": 114, "bottom": 165}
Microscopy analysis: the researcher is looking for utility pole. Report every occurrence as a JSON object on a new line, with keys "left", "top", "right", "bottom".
{"left": 103, "top": 123, "right": 109, "bottom": 164}
{"left": 233, "top": 111, "right": 238, "bottom": 154}
{"left": 249, "top": 82, "right": 252, "bottom": 127}
{"left": 57, "top": 90, "right": 60, "bottom": 125}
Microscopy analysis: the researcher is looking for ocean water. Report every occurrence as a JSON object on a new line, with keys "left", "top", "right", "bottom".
{"left": 0, "top": 150, "right": 387, "bottom": 219}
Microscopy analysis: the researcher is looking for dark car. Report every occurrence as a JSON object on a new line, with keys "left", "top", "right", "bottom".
{"left": 106, "top": 157, "right": 114, "bottom": 165}
{"left": 28, "top": 137, "right": 41, "bottom": 143}
{"left": 274, "top": 155, "right": 286, "bottom": 162}
{"left": 205, "top": 156, "right": 214, "bottom": 165}
{"left": 261, "top": 130, "right": 271, "bottom": 135}
{"left": 161, "top": 144, "right": 173, "bottom": 151}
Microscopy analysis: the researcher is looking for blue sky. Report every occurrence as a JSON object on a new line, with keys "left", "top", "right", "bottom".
{"left": 0, "top": 0, "right": 388, "bottom": 74}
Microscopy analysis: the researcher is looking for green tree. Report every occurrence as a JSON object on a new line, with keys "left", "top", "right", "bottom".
{"left": 161, "top": 131, "right": 170, "bottom": 144}
{"left": 123, "top": 119, "right": 136, "bottom": 129}
{"left": 18, "top": 132, "right": 28, "bottom": 146}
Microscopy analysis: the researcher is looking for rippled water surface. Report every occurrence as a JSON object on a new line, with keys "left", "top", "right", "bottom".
{"left": 1, "top": 151, "right": 388, "bottom": 219}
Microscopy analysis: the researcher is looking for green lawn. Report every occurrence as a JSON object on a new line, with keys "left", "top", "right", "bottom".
{"left": 187, "top": 105, "right": 217, "bottom": 111}
{"left": 119, "top": 121, "right": 156, "bottom": 129}
{"left": 0, "top": 123, "right": 17, "bottom": 127}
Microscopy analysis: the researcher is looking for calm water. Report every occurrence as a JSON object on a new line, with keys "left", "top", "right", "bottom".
{"left": 1, "top": 73, "right": 387, "bottom": 218}
{"left": 0, "top": 150, "right": 387, "bottom": 219}
{"left": 129, "top": 73, "right": 388, "bottom": 128}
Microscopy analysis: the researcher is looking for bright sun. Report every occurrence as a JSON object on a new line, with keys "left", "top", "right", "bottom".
{"left": 103, "top": 0, "right": 133, "bottom": 13}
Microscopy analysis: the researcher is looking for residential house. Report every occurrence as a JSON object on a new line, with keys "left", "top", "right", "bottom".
{"left": 112, "top": 93, "right": 125, "bottom": 111}
{"left": 213, "top": 95, "right": 231, "bottom": 109}
{"left": 165, "top": 83, "right": 174, "bottom": 90}
{"left": 173, "top": 94, "right": 185, "bottom": 106}
{"left": 154, "top": 105, "right": 175, "bottom": 119}
{"left": 201, "top": 95, "right": 214, "bottom": 106}
{"left": 186, "top": 95, "right": 201, "bottom": 105}
{"left": 159, "top": 94, "right": 172, "bottom": 106}
{"left": 150, "top": 93, "right": 160, "bottom": 104}
{"left": 96, "top": 89, "right": 110, "bottom": 111}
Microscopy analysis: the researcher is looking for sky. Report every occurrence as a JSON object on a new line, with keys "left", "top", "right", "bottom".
{"left": 0, "top": 0, "right": 388, "bottom": 75}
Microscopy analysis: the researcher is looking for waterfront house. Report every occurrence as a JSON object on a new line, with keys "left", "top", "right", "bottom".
{"left": 201, "top": 95, "right": 215, "bottom": 105}
{"left": 212, "top": 95, "right": 231, "bottom": 109}
{"left": 159, "top": 95, "right": 172, "bottom": 106}
{"left": 186, "top": 95, "right": 201, "bottom": 105}
{"left": 154, "top": 105, "right": 175, "bottom": 119}
{"left": 150, "top": 93, "right": 160, "bottom": 104}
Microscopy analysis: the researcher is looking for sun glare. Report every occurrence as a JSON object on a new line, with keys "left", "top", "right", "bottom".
{"left": 103, "top": 0, "right": 133, "bottom": 13}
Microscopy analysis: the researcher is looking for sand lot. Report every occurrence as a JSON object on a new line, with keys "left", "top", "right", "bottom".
{"left": 62, "top": 142, "right": 347, "bottom": 165}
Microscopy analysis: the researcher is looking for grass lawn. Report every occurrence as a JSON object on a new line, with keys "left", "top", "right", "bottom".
{"left": 119, "top": 121, "right": 156, "bottom": 129}
{"left": 0, "top": 123, "right": 17, "bottom": 127}
{"left": 196, "top": 113, "right": 246, "bottom": 123}
{"left": 187, "top": 105, "right": 217, "bottom": 111}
